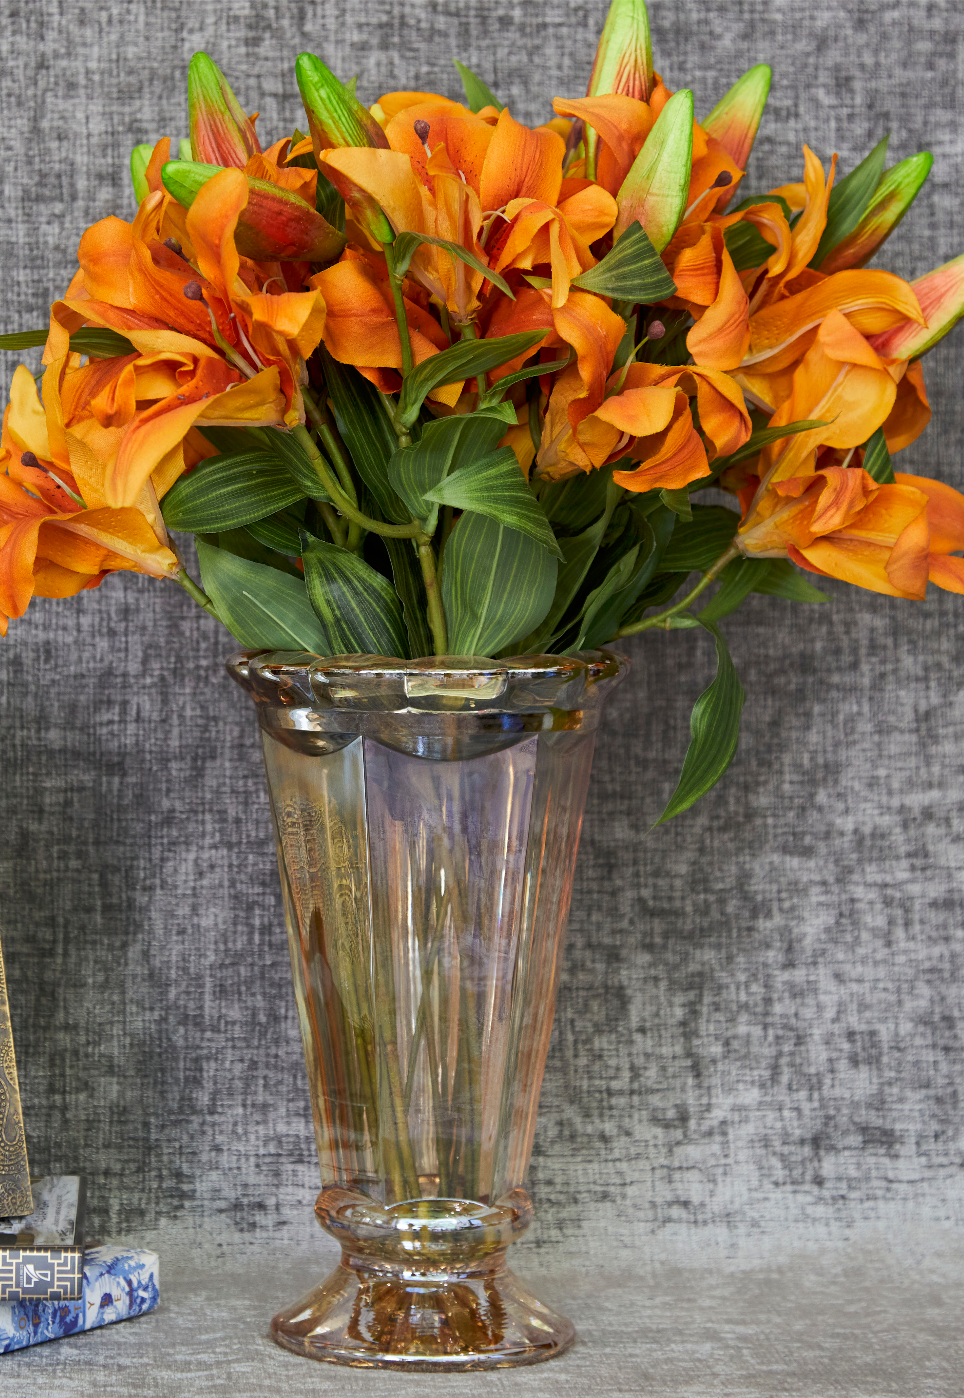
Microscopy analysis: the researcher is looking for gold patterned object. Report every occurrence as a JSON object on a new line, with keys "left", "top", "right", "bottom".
{"left": 0, "top": 931, "right": 30, "bottom": 1219}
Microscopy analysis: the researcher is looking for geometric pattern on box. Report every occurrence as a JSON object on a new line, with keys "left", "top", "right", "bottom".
{"left": 0, "top": 1248, "right": 83, "bottom": 1302}
{"left": 0, "top": 1246, "right": 159, "bottom": 1352}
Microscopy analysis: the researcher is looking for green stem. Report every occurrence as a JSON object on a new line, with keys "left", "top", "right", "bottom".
{"left": 615, "top": 543, "right": 740, "bottom": 637}
{"left": 418, "top": 539, "right": 448, "bottom": 655}
{"left": 302, "top": 384, "right": 359, "bottom": 507}
{"left": 174, "top": 567, "right": 220, "bottom": 622}
{"left": 291, "top": 424, "right": 421, "bottom": 539}
{"left": 320, "top": 502, "right": 347, "bottom": 547}
{"left": 383, "top": 239, "right": 415, "bottom": 381}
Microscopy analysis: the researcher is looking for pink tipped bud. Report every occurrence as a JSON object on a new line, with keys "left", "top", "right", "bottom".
{"left": 187, "top": 52, "right": 261, "bottom": 168}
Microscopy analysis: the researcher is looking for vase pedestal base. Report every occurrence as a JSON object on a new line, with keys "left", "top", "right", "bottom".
{"left": 270, "top": 1258, "right": 575, "bottom": 1370}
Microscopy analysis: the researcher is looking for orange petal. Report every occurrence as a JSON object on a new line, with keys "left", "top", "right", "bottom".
{"left": 593, "top": 383, "right": 677, "bottom": 436}
{"left": 895, "top": 472, "right": 964, "bottom": 554}
{"left": 185, "top": 168, "right": 247, "bottom": 306}
{"left": 928, "top": 553, "right": 964, "bottom": 593}
{"left": 883, "top": 359, "right": 930, "bottom": 453}
{"left": 745, "top": 270, "right": 924, "bottom": 368}
{"left": 551, "top": 290, "right": 626, "bottom": 427}
{"left": 385, "top": 101, "right": 493, "bottom": 194}
{"left": 0, "top": 515, "right": 44, "bottom": 620}
{"left": 613, "top": 391, "right": 711, "bottom": 493}
{"left": 669, "top": 227, "right": 718, "bottom": 306}
{"left": 686, "top": 243, "right": 750, "bottom": 370}
{"left": 479, "top": 108, "right": 565, "bottom": 210}
{"left": 319, "top": 146, "right": 427, "bottom": 236}
{"left": 90, "top": 361, "right": 138, "bottom": 428}
{"left": 78, "top": 216, "right": 136, "bottom": 309}
{"left": 780, "top": 146, "right": 836, "bottom": 287}
{"left": 551, "top": 95, "right": 653, "bottom": 194}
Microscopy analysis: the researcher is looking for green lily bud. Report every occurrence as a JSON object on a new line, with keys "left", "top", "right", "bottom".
{"left": 131, "top": 143, "right": 153, "bottom": 203}
{"left": 295, "top": 53, "right": 389, "bottom": 152}
{"left": 162, "top": 161, "right": 346, "bottom": 265}
{"left": 586, "top": 0, "right": 654, "bottom": 177}
{"left": 187, "top": 52, "right": 261, "bottom": 168}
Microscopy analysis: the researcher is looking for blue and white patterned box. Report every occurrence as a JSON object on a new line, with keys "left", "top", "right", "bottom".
{"left": 0, "top": 1246, "right": 158, "bottom": 1352}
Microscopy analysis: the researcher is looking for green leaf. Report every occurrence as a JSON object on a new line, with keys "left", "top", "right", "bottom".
{"left": 263, "top": 428, "right": 332, "bottom": 500}
{"left": 443, "top": 515, "right": 558, "bottom": 656}
{"left": 424, "top": 448, "right": 563, "bottom": 558}
{"left": 452, "top": 59, "right": 504, "bottom": 113}
{"left": 659, "top": 505, "right": 739, "bottom": 572}
{"left": 520, "top": 478, "right": 626, "bottom": 650}
{"left": 655, "top": 621, "right": 745, "bottom": 824}
{"left": 477, "top": 356, "right": 570, "bottom": 408}
{"left": 162, "top": 453, "right": 306, "bottom": 532}
{"left": 302, "top": 537, "right": 409, "bottom": 657}
{"left": 246, "top": 505, "right": 308, "bottom": 556}
{"left": 0, "top": 329, "right": 47, "bottom": 351}
{"left": 542, "top": 467, "right": 614, "bottom": 531}
{"left": 397, "top": 330, "right": 548, "bottom": 428}
{"left": 860, "top": 425, "right": 895, "bottom": 484}
{"left": 131, "top": 143, "right": 153, "bottom": 203}
{"left": 810, "top": 135, "right": 890, "bottom": 269}
{"left": 70, "top": 327, "right": 137, "bottom": 358}
{"left": 196, "top": 539, "right": 328, "bottom": 651}
{"left": 392, "top": 230, "right": 513, "bottom": 297}
{"left": 388, "top": 409, "right": 514, "bottom": 525}
{"left": 697, "top": 556, "right": 766, "bottom": 622}
{"left": 660, "top": 487, "right": 692, "bottom": 520}
{"left": 723, "top": 220, "right": 774, "bottom": 273}
{"left": 819, "top": 153, "right": 933, "bottom": 273}
{"left": 321, "top": 349, "right": 407, "bottom": 521}
{"left": 572, "top": 503, "right": 676, "bottom": 649}
{"left": 615, "top": 88, "right": 694, "bottom": 249}
{"left": 208, "top": 527, "right": 301, "bottom": 575}
{"left": 752, "top": 558, "right": 829, "bottom": 602}
{"left": 384, "top": 537, "right": 432, "bottom": 657}
{"left": 572, "top": 220, "right": 676, "bottom": 301}
{"left": 710, "top": 417, "right": 829, "bottom": 472}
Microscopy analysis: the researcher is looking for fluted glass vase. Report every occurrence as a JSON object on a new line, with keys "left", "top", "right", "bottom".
{"left": 229, "top": 650, "right": 627, "bottom": 1370}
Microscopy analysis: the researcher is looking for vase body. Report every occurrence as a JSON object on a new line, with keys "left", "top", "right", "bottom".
{"left": 229, "top": 650, "right": 627, "bottom": 1370}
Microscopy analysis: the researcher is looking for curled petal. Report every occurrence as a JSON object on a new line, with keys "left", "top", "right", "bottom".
{"left": 884, "top": 360, "right": 930, "bottom": 453}
{"left": 613, "top": 391, "right": 710, "bottom": 492}
{"left": 686, "top": 243, "right": 750, "bottom": 369}
{"left": 479, "top": 108, "right": 565, "bottom": 210}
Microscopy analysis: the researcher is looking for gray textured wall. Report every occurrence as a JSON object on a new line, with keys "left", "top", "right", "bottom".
{"left": 0, "top": 0, "right": 962, "bottom": 1266}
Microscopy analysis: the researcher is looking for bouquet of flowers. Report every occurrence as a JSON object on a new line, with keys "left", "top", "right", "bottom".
{"left": 2, "top": 0, "right": 962, "bottom": 820}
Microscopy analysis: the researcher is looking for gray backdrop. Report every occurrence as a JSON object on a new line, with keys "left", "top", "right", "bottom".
{"left": 1, "top": 1, "right": 963, "bottom": 1391}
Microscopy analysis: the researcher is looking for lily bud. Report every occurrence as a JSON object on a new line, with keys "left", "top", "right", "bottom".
{"left": 295, "top": 52, "right": 389, "bottom": 152}
{"left": 130, "top": 143, "right": 153, "bottom": 203}
{"left": 615, "top": 89, "right": 694, "bottom": 247}
{"left": 702, "top": 65, "right": 771, "bottom": 178}
{"left": 819, "top": 153, "right": 934, "bottom": 274}
{"left": 869, "top": 253, "right": 964, "bottom": 360}
{"left": 187, "top": 52, "right": 262, "bottom": 167}
{"left": 586, "top": 0, "right": 654, "bottom": 177}
{"left": 162, "top": 160, "right": 346, "bottom": 265}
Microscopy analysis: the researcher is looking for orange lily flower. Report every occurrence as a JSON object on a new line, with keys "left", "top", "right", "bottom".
{"left": 0, "top": 367, "right": 178, "bottom": 632}
{"left": 894, "top": 473, "right": 964, "bottom": 593}
{"left": 737, "top": 465, "right": 932, "bottom": 599}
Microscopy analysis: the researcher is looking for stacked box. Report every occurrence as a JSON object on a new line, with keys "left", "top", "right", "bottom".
{"left": 0, "top": 1246, "right": 159, "bottom": 1352}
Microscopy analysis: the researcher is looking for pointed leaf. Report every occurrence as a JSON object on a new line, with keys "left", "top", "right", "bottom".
{"left": 385, "top": 537, "right": 433, "bottom": 657}
{"left": 477, "top": 356, "right": 570, "bottom": 408}
{"left": 819, "top": 153, "right": 933, "bottom": 274}
{"left": 572, "top": 220, "right": 676, "bottom": 301}
{"left": 574, "top": 505, "right": 671, "bottom": 647}
{"left": 660, "top": 487, "right": 692, "bottom": 520}
{"left": 869, "top": 253, "right": 964, "bottom": 359}
{"left": 656, "top": 621, "right": 745, "bottom": 824}
{"left": 452, "top": 60, "right": 505, "bottom": 113}
{"left": 262, "top": 428, "right": 332, "bottom": 501}
{"left": 424, "top": 448, "right": 563, "bottom": 558}
{"left": 196, "top": 539, "right": 328, "bottom": 651}
{"left": 659, "top": 505, "right": 739, "bottom": 572}
{"left": 302, "top": 537, "right": 409, "bottom": 656}
{"left": 615, "top": 89, "right": 694, "bottom": 248}
{"left": 321, "top": 349, "right": 408, "bottom": 522}
{"left": 702, "top": 65, "right": 771, "bottom": 174}
{"left": 397, "top": 330, "right": 548, "bottom": 428}
{"left": 860, "top": 425, "right": 896, "bottom": 484}
{"left": 162, "top": 453, "right": 306, "bottom": 532}
{"left": 810, "top": 135, "right": 890, "bottom": 269}
{"left": 697, "top": 556, "right": 765, "bottom": 622}
{"left": 392, "top": 230, "right": 513, "bottom": 297}
{"left": 752, "top": 558, "right": 829, "bottom": 602}
{"left": 0, "top": 330, "right": 48, "bottom": 351}
{"left": 710, "top": 417, "right": 829, "bottom": 473}
{"left": 388, "top": 409, "right": 514, "bottom": 525}
{"left": 70, "top": 328, "right": 137, "bottom": 358}
{"left": 442, "top": 515, "right": 558, "bottom": 656}
{"left": 246, "top": 505, "right": 308, "bottom": 555}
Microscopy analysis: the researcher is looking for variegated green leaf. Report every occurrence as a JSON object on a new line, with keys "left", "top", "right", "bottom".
{"left": 572, "top": 220, "right": 676, "bottom": 301}
{"left": 388, "top": 408, "right": 515, "bottom": 525}
{"left": 442, "top": 515, "right": 557, "bottom": 656}
{"left": 659, "top": 505, "right": 739, "bottom": 572}
{"left": 302, "top": 537, "right": 409, "bottom": 656}
{"left": 860, "top": 425, "right": 896, "bottom": 484}
{"left": 162, "top": 453, "right": 306, "bottom": 532}
{"left": 424, "top": 448, "right": 562, "bottom": 557}
{"left": 321, "top": 350, "right": 407, "bottom": 522}
{"left": 196, "top": 540, "right": 327, "bottom": 651}
{"left": 397, "top": 330, "right": 548, "bottom": 428}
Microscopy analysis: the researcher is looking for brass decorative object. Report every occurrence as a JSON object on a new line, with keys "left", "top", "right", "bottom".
{"left": 0, "top": 931, "right": 31, "bottom": 1218}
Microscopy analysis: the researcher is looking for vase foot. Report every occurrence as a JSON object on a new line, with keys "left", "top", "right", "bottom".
{"left": 270, "top": 1259, "right": 575, "bottom": 1370}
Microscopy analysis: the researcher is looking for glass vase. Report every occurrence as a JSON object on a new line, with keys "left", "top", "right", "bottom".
{"left": 228, "top": 650, "right": 628, "bottom": 1370}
